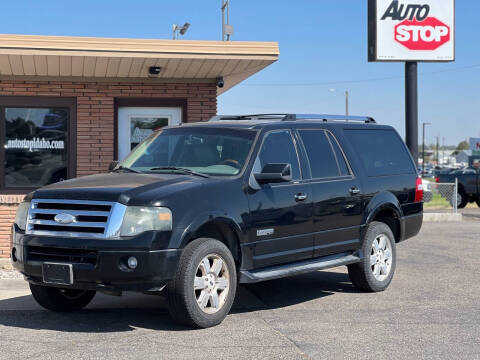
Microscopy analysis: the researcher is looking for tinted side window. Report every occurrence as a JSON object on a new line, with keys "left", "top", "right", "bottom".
{"left": 344, "top": 129, "right": 415, "bottom": 177}
{"left": 258, "top": 130, "right": 300, "bottom": 180}
{"left": 326, "top": 132, "right": 350, "bottom": 176}
{"left": 298, "top": 130, "right": 339, "bottom": 178}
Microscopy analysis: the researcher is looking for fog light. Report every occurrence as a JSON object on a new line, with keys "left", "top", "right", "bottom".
{"left": 127, "top": 256, "right": 138, "bottom": 269}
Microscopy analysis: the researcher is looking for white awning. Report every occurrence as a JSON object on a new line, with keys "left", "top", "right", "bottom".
{"left": 0, "top": 34, "right": 279, "bottom": 94}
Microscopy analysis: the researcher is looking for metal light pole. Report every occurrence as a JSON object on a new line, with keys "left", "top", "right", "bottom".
{"left": 345, "top": 90, "right": 349, "bottom": 116}
{"left": 172, "top": 23, "right": 190, "bottom": 40}
{"left": 442, "top": 136, "right": 445, "bottom": 164}
{"left": 221, "top": 1, "right": 233, "bottom": 41}
{"left": 422, "top": 122, "right": 431, "bottom": 176}
{"left": 405, "top": 61, "right": 418, "bottom": 166}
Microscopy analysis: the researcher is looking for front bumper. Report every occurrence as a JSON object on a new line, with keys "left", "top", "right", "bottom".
{"left": 11, "top": 227, "right": 181, "bottom": 292}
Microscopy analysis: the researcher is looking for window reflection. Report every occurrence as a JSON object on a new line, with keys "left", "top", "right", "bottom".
{"left": 5, "top": 108, "right": 68, "bottom": 188}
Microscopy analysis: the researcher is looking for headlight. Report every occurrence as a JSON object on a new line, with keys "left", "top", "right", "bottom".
{"left": 120, "top": 206, "right": 172, "bottom": 237}
{"left": 15, "top": 202, "right": 30, "bottom": 231}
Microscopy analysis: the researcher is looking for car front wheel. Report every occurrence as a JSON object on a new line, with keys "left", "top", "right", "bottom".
{"left": 167, "top": 238, "right": 237, "bottom": 328}
{"left": 348, "top": 221, "right": 396, "bottom": 292}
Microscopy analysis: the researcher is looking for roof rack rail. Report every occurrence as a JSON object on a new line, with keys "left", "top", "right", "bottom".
{"left": 295, "top": 114, "right": 376, "bottom": 123}
{"left": 209, "top": 114, "right": 295, "bottom": 122}
{"left": 208, "top": 114, "right": 375, "bottom": 123}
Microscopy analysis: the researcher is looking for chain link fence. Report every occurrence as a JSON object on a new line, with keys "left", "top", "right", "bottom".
{"left": 423, "top": 179, "right": 458, "bottom": 212}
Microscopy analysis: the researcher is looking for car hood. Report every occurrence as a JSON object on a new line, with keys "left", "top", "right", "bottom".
{"left": 28, "top": 172, "right": 206, "bottom": 205}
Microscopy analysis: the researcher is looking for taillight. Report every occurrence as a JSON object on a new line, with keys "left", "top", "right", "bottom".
{"left": 415, "top": 177, "right": 424, "bottom": 202}
{"left": 435, "top": 177, "right": 439, "bottom": 183}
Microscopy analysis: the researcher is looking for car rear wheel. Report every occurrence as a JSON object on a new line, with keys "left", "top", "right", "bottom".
{"left": 476, "top": 197, "right": 480, "bottom": 208}
{"left": 167, "top": 238, "right": 237, "bottom": 328}
{"left": 348, "top": 221, "right": 396, "bottom": 292}
{"left": 29, "top": 283, "right": 96, "bottom": 311}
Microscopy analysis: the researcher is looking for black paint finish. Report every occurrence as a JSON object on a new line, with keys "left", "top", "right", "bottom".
{"left": 14, "top": 120, "right": 423, "bottom": 290}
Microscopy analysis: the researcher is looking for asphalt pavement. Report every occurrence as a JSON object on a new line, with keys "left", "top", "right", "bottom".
{"left": 0, "top": 221, "right": 479, "bottom": 360}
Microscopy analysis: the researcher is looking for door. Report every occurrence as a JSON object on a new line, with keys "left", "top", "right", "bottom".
{"left": 117, "top": 107, "right": 182, "bottom": 160}
{"left": 246, "top": 129, "right": 313, "bottom": 268}
{"left": 296, "top": 129, "right": 364, "bottom": 258}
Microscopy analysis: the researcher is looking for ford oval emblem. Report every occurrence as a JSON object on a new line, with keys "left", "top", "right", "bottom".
{"left": 54, "top": 213, "right": 75, "bottom": 224}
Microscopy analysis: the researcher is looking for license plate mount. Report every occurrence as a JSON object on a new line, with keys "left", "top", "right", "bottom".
{"left": 42, "top": 262, "right": 73, "bottom": 285}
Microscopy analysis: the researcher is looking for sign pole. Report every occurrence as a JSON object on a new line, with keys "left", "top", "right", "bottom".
{"left": 405, "top": 61, "right": 418, "bottom": 166}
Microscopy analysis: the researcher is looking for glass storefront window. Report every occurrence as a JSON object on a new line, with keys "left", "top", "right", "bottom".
{"left": 4, "top": 107, "right": 68, "bottom": 188}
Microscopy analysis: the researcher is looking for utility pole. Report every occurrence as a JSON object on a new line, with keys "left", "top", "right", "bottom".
{"left": 422, "top": 122, "right": 430, "bottom": 176}
{"left": 436, "top": 136, "right": 439, "bottom": 165}
{"left": 345, "top": 90, "right": 349, "bottom": 116}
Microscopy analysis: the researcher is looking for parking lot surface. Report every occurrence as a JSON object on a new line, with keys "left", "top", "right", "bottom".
{"left": 0, "top": 221, "right": 479, "bottom": 360}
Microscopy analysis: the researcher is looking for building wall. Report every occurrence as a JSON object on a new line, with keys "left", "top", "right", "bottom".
{"left": 0, "top": 79, "right": 217, "bottom": 258}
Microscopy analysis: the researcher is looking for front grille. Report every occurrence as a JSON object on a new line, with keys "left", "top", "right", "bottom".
{"left": 26, "top": 199, "right": 126, "bottom": 238}
{"left": 27, "top": 246, "right": 97, "bottom": 265}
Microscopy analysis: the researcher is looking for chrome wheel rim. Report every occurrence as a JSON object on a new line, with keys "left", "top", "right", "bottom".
{"left": 370, "top": 234, "right": 393, "bottom": 282}
{"left": 457, "top": 192, "right": 463, "bottom": 207}
{"left": 194, "top": 254, "right": 230, "bottom": 314}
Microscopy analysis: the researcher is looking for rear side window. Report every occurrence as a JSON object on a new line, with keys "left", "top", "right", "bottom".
{"left": 326, "top": 132, "right": 350, "bottom": 176}
{"left": 298, "top": 130, "right": 341, "bottom": 178}
{"left": 344, "top": 129, "right": 415, "bottom": 177}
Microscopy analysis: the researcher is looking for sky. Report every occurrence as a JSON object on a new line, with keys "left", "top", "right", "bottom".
{"left": 0, "top": 0, "right": 478, "bottom": 146}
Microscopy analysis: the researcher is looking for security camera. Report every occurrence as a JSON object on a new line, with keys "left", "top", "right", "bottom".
{"left": 216, "top": 76, "right": 224, "bottom": 88}
{"left": 148, "top": 66, "right": 161, "bottom": 76}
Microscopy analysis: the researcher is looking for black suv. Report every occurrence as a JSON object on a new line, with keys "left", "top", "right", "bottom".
{"left": 12, "top": 114, "right": 423, "bottom": 328}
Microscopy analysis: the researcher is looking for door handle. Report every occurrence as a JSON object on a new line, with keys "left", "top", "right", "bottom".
{"left": 294, "top": 193, "right": 307, "bottom": 202}
{"left": 349, "top": 187, "right": 360, "bottom": 195}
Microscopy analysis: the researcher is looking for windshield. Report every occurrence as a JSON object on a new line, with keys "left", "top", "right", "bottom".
{"left": 121, "top": 127, "right": 257, "bottom": 176}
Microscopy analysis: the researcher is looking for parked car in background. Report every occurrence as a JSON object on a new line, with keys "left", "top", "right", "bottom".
{"left": 437, "top": 168, "right": 480, "bottom": 208}
{"left": 433, "top": 166, "right": 456, "bottom": 177}
{"left": 422, "top": 165, "right": 434, "bottom": 177}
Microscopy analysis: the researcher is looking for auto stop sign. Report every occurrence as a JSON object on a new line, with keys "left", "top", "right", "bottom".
{"left": 368, "top": 0, "right": 455, "bottom": 61}
{"left": 395, "top": 17, "right": 450, "bottom": 50}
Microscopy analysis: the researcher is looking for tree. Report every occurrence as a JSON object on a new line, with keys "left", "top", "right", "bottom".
{"left": 452, "top": 140, "right": 469, "bottom": 155}
{"left": 456, "top": 140, "right": 469, "bottom": 150}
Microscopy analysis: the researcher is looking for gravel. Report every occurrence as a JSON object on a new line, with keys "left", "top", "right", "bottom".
{"left": 0, "top": 269, "right": 22, "bottom": 280}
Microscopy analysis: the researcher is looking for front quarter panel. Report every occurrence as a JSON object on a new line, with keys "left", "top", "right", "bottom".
{"left": 162, "top": 178, "right": 249, "bottom": 250}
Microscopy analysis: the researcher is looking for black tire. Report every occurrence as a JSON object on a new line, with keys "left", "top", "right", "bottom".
{"left": 348, "top": 221, "right": 396, "bottom": 292}
{"left": 167, "top": 238, "right": 237, "bottom": 328}
{"left": 455, "top": 189, "right": 468, "bottom": 209}
{"left": 475, "top": 197, "right": 480, "bottom": 208}
{"left": 29, "top": 283, "right": 96, "bottom": 311}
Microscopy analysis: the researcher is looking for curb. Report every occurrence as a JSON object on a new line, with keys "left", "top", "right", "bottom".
{"left": 423, "top": 213, "right": 463, "bottom": 222}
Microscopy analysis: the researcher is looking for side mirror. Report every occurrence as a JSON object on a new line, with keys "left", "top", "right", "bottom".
{"left": 108, "top": 160, "right": 119, "bottom": 171}
{"left": 254, "top": 163, "right": 292, "bottom": 184}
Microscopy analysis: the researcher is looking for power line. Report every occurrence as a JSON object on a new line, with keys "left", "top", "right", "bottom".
{"left": 240, "top": 63, "right": 480, "bottom": 87}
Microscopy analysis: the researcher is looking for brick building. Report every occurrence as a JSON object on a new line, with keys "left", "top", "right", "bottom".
{"left": 0, "top": 34, "right": 278, "bottom": 259}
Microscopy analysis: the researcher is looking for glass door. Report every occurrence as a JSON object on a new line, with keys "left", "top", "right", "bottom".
{"left": 117, "top": 107, "right": 181, "bottom": 160}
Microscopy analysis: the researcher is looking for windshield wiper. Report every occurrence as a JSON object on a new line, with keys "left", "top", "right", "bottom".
{"left": 148, "top": 166, "right": 209, "bottom": 178}
{"left": 112, "top": 166, "right": 143, "bottom": 174}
